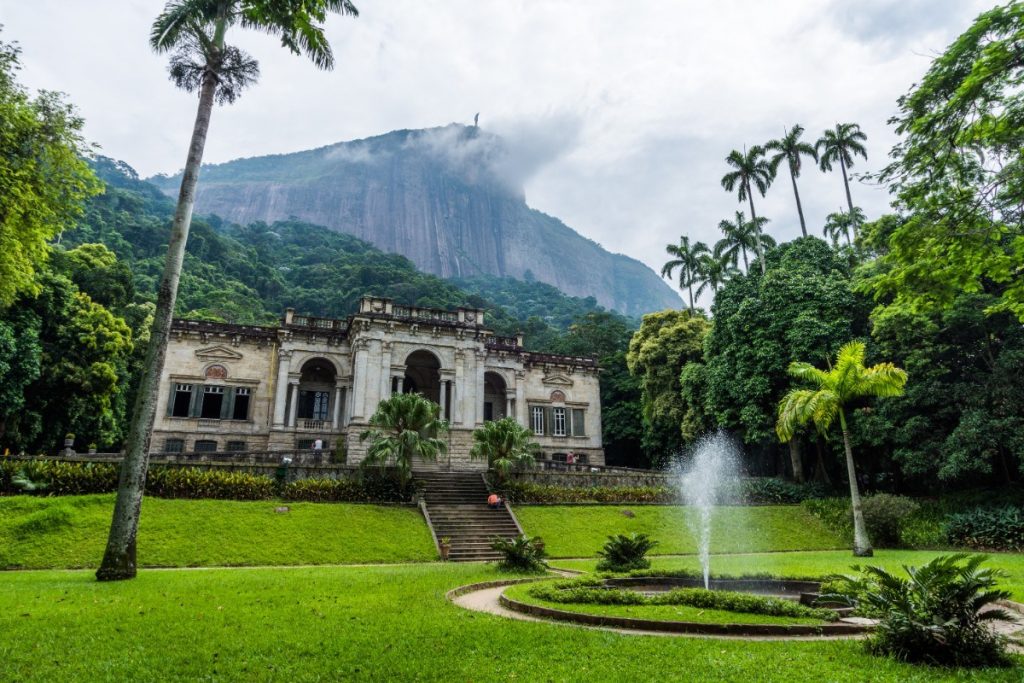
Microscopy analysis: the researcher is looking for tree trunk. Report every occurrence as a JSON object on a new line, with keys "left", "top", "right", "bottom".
{"left": 746, "top": 181, "right": 766, "bottom": 275}
{"left": 687, "top": 282, "right": 695, "bottom": 312}
{"left": 839, "top": 155, "right": 855, "bottom": 216}
{"left": 813, "top": 437, "right": 831, "bottom": 485}
{"left": 96, "top": 73, "right": 218, "bottom": 582}
{"left": 788, "top": 438, "right": 805, "bottom": 483}
{"left": 788, "top": 162, "right": 807, "bottom": 238}
{"left": 740, "top": 246, "right": 748, "bottom": 273}
{"left": 839, "top": 409, "right": 872, "bottom": 557}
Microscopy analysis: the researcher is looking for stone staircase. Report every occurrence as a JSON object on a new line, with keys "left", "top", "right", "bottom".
{"left": 415, "top": 471, "right": 522, "bottom": 562}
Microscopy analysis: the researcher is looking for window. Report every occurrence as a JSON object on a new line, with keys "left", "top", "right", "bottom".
{"left": 200, "top": 386, "right": 224, "bottom": 419}
{"left": 171, "top": 384, "right": 193, "bottom": 417}
{"left": 232, "top": 387, "right": 251, "bottom": 420}
{"left": 226, "top": 440, "right": 247, "bottom": 452}
{"left": 194, "top": 440, "right": 218, "bottom": 453}
{"left": 531, "top": 406, "right": 545, "bottom": 435}
{"left": 163, "top": 438, "right": 185, "bottom": 453}
{"left": 484, "top": 402, "right": 494, "bottom": 422}
{"left": 571, "top": 409, "right": 586, "bottom": 436}
{"left": 553, "top": 407, "right": 567, "bottom": 436}
{"left": 297, "top": 439, "right": 315, "bottom": 450}
{"left": 298, "top": 390, "right": 330, "bottom": 421}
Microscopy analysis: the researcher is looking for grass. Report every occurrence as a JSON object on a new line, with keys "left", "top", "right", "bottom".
{"left": 0, "top": 495, "right": 436, "bottom": 568}
{"left": 502, "top": 581, "right": 826, "bottom": 625}
{"left": 1, "top": 562, "right": 1020, "bottom": 681}
{"left": 550, "top": 550, "right": 1024, "bottom": 601}
{"left": 515, "top": 504, "right": 844, "bottom": 558}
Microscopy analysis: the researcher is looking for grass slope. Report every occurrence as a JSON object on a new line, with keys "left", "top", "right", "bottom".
{"left": 515, "top": 505, "right": 843, "bottom": 558}
{"left": 0, "top": 563, "right": 1018, "bottom": 681}
{"left": 0, "top": 495, "right": 435, "bottom": 569}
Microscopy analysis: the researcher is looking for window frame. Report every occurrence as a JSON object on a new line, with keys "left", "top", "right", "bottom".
{"left": 531, "top": 406, "right": 545, "bottom": 436}
{"left": 552, "top": 407, "right": 567, "bottom": 437}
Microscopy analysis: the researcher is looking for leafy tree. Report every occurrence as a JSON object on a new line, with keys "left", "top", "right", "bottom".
{"left": 469, "top": 417, "right": 539, "bottom": 480}
{"left": 99, "top": 0, "right": 360, "bottom": 582}
{"left": 0, "top": 34, "right": 101, "bottom": 307}
{"left": 626, "top": 310, "right": 709, "bottom": 466}
{"left": 765, "top": 124, "right": 818, "bottom": 237}
{"left": 660, "top": 236, "right": 709, "bottom": 311}
{"left": 816, "top": 123, "right": 868, "bottom": 216}
{"left": 823, "top": 207, "right": 865, "bottom": 249}
{"left": 360, "top": 392, "right": 448, "bottom": 484}
{"left": 694, "top": 251, "right": 739, "bottom": 299}
{"left": 864, "top": 3, "right": 1024, "bottom": 321}
{"left": 777, "top": 341, "right": 907, "bottom": 556}
{"left": 721, "top": 146, "right": 775, "bottom": 274}
{"left": 714, "top": 211, "right": 773, "bottom": 273}
{"left": 0, "top": 308, "right": 41, "bottom": 446}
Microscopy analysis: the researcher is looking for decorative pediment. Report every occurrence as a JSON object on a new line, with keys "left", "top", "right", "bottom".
{"left": 195, "top": 345, "right": 244, "bottom": 361}
{"left": 541, "top": 373, "right": 574, "bottom": 387}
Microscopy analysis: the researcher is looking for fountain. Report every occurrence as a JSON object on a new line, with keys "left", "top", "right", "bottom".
{"left": 673, "top": 431, "right": 741, "bottom": 589}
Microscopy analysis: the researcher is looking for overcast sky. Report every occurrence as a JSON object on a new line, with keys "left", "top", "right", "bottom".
{"left": 1, "top": 1, "right": 997, "bottom": 308}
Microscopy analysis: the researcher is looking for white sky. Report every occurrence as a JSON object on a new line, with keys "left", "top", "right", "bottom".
{"left": 1, "top": 0, "right": 997, "bottom": 308}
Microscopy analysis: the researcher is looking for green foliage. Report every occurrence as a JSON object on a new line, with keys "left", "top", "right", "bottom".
{"left": 490, "top": 534, "right": 548, "bottom": 573}
{"left": 846, "top": 554, "right": 1012, "bottom": 668}
{"left": 498, "top": 478, "right": 829, "bottom": 505}
{"left": 469, "top": 417, "right": 538, "bottom": 480}
{"left": 146, "top": 468, "right": 274, "bottom": 500}
{"left": 1, "top": 459, "right": 118, "bottom": 495}
{"left": 281, "top": 473, "right": 414, "bottom": 503}
{"left": 12, "top": 504, "right": 74, "bottom": 539}
{"left": 803, "top": 495, "right": 921, "bottom": 549}
{"left": 359, "top": 393, "right": 448, "bottom": 483}
{"left": 596, "top": 533, "right": 658, "bottom": 572}
{"left": 861, "top": 495, "right": 920, "bottom": 548}
{"left": 0, "top": 34, "right": 102, "bottom": 307}
{"left": 946, "top": 506, "right": 1024, "bottom": 552}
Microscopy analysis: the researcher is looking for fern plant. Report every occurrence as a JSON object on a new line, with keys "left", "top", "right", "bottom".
{"left": 596, "top": 533, "right": 659, "bottom": 572}
{"left": 491, "top": 535, "right": 547, "bottom": 573}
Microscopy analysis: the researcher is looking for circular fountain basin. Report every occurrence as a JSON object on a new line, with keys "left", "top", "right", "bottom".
{"left": 604, "top": 577, "right": 821, "bottom": 602}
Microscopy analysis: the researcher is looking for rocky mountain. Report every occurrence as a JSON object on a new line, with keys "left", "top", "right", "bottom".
{"left": 148, "top": 125, "right": 680, "bottom": 317}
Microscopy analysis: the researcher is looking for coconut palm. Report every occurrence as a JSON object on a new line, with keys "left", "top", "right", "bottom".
{"left": 765, "top": 124, "right": 818, "bottom": 237}
{"left": 823, "top": 207, "right": 866, "bottom": 248}
{"left": 776, "top": 341, "right": 907, "bottom": 557}
{"left": 469, "top": 417, "right": 540, "bottom": 481}
{"left": 721, "top": 146, "right": 775, "bottom": 274}
{"left": 97, "top": 0, "right": 359, "bottom": 582}
{"left": 714, "top": 211, "right": 775, "bottom": 273}
{"left": 360, "top": 392, "right": 448, "bottom": 484}
{"left": 816, "top": 123, "right": 868, "bottom": 216}
{"left": 693, "top": 251, "right": 740, "bottom": 300}
{"left": 661, "top": 236, "right": 709, "bottom": 311}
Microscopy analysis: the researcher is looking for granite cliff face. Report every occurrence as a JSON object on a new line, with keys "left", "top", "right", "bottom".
{"left": 150, "top": 125, "right": 681, "bottom": 316}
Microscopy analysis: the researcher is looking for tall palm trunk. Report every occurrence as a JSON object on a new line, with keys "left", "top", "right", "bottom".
{"left": 96, "top": 70, "right": 218, "bottom": 581}
{"left": 839, "top": 409, "right": 872, "bottom": 557}
{"left": 740, "top": 246, "right": 748, "bottom": 272}
{"left": 745, "top": 180, "right": 766, "bottom": 275}
{"left": 839, "top": 155, "right": 855, "bottom": 216}
{"left": 686, "top": 272, "right": 695, "bottom": 312}
{"left": 788, "top": 161, "right": 808, "bottom": 237}
{"left": 788, "top": 438, "right": 805, "bottom": 483}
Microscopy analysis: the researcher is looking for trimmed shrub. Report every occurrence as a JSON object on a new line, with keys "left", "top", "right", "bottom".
{"left": 945, "top": 506, "right": 1024, "bottom": 552}
{"left": 1, "top": 460, "right": 119, "bottom": 495}
{"left": 498, "top": 478, "right": 831, "bottom": 506}
{"left": 862, "top": 494, "right": 920, "bottom": 547}
{"left": 146, "top": 468, "right": 274, "bottom": 500}
{"left": 596, "top": 533, "right": 658, "bottom": 572}
{"left": 491, "top": 535, "right": 548, "bottom": 573}
{"left": 282, "top": 473, "right": 413, "bottom": 503}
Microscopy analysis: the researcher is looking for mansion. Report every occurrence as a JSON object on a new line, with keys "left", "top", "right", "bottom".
{"left": 152, "top": 296, "right": 605, "bottom": 467}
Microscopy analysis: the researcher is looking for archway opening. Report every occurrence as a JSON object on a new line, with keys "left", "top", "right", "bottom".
{"left": 483, "top": 371, "right": 508, "bottom": 422}
{"left": 298, "top": 358, "right": 336, "bottom": 422}
{"left": 404, "top": 350, "right": 441, "bottom": 405}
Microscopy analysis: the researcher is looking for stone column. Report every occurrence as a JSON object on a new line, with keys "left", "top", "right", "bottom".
{"left": 272, "top": 350, "right": 292, "bottom": 428}
{"left": 514, "top": 371, "right": 526, "bottom": 426}
{"left": 474, "top": 352, "right": 486, "bottom": 425}
{"left": 286, "top": 380, "right": 299, "bottom": 427}
{"left": 453, "top": 350, "right": 465, "bottom": 425}
{"left": 351, "top": 340, "right": 369, "bottom": 420}
{"left": 332, "top": 382, "right": 344, "bottom": 429}
{"left": 505, "top": 392, "right": 514, "bottom": 421}
{"left": 440, "top": 379, "right": 448, "bottom": 420}
{"left": 379, "top": 341, "right": 392, "bottom": 403}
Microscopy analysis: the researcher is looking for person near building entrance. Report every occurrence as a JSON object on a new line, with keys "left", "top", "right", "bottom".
{"left": 487, "top": 493, "right": 502, "bottom": 509}
{"left": 566, "top": 452, "right": 576, "bottom": 465}
{"left": 312, "top": 438, "right": 323, "bottom": 451}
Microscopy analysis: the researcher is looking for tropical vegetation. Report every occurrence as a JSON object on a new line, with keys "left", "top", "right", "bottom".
{"left": 359, "top": 392, "right": 448, "bottom": 483}
{"left": 469, "top": 417, "right": 538, "bottom": 480}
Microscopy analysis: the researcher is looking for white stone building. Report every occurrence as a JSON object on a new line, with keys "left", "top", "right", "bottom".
{"left": 151, "top": 296, "right": 604, "bottom": 468}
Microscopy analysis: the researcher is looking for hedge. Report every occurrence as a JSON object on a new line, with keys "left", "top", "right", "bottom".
{"left": 945, "top": 506, "right": 1024, "bottom": 552}
{"left": 498, "top": 478, "right": 831, "bottom": 505}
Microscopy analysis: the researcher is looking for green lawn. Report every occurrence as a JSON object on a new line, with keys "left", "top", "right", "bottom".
{"left": 502, "top": 581, "right": 826, "bottom": 625}
{"left": 0, "top": 495, "right": 436, "bottom": 569}
{"left": 551, "top": 550, "right": 1024, "bottom": 601}
{"left": 1, "top": 562, "right": 1020, "bottom": 681}
{"left": 515, "top": 504, "right": 844, "bottom": 558}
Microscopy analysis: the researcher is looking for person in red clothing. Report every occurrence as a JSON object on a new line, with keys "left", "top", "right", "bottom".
{"left": 487, "top": 493, "right": 502, "bottom": 509}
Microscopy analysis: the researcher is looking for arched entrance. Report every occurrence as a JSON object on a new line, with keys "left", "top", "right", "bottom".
{"left": 483, "top": 371, "right": 508, "bottom": 422}
{"left": 297, "top": 358, "right": 336, "bottom": 425}
{"left": 404, "top": 350, "right": 441, "bottom": 405}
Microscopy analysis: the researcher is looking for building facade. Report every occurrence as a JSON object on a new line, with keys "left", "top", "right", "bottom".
{"left": 151, "top": 296, "right": 604, "bottom": 468}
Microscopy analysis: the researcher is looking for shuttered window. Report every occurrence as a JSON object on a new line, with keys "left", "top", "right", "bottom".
{"left": 553, "top": 408, "right": 567, "bottom": 436}
{"left": 531, "top": 406, "right": 545, "bottom": 435}
{"left": 571, "top": 409, "right": 586, "bottom": 436}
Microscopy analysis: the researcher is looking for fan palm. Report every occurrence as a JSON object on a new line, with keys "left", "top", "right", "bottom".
{"left": 360, "top": 392, "right": 449, "bottom": 484}
{"left": 765, "top": 124, "right": 818, "bottom": 237}
{"left": 661, "top": 236, "right": 709, "bottom": 311}
{"left": 823, "top": 207, "right": 866, "bottom": 249}
{"left": 694, "top": 252, "right": 739, "bottom": 300}
{"left": 721, "top": 146, "right": 775, "bottom": 274}
{"left": 816, "top": 123, "right": 868, "bottom": 216}
{"left": 714, "top": 211, "right": 775, "bottom": 273}
{"left": 469, "top": 417, "right": 539, "bottom": 481}
{"left": 776, "top": 341, "right": 907, "bottom": 557}
{"left": 98, "top": 0, "right": 359, "bottom": 582}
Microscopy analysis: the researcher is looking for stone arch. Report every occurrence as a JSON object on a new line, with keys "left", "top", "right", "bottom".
{"left": 297, "top": 357, "right": 337, "bottom": 422}
{"left": 484, "top": 371, "right": 508, "bottom": 421}
{"left": 404, "top": 349, "right": 441, "bottom": 404}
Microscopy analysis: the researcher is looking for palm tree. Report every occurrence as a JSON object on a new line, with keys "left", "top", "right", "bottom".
{"left": 360, "top": 392, "right": 449, "bottom": 484}
{"left": 469, "top": 417, "right": 540, "bottom": 481}
{"left": 816, "top": 123, "right": 868, "bottom": 216}
{"left": 765, "top": 124, "right": 818, "bottom": 237}
{"left": 693, "top": 251, "right": 740, "bottom": 301}
{"left": 823, "top": 207, "right": 866, "bottom": 248}
{"left": 776, "top": 341, "right": 907, "bottom": 557}
{"left": 714, "top": 211, "right": 775, "bottom": 273}
{"left": 661, "top": 236, "right": 709, "bottom": 311}
{"left": 721, "top": 146, "right": 775, "bottom": 274}
{"left": 97, "top": 0, "right": 359, "bottom": 582}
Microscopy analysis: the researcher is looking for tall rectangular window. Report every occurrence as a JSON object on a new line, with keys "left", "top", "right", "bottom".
{"left": 571, "top": 409, "right": 586, "bottom": 436}
{"left": 298, "top": 390, "right": 330, "bottom": 420}
{"left": 553, "top": 407, "right": 567, "bottom": 437}
{"left": 232, "top": 387, "right": 251, "bottom": 420}
{"left": 200, "top": 386, "right": 224, "bottom": 418}
{"left": 531, "top": 406, "right": 545, "bottom": 435}
{"left": 171, "top": 384, "right": 193, "bottom": 417}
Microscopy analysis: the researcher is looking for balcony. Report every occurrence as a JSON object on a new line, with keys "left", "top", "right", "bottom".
{"left": 298, "top": 419, "right": 327, "bottom": 431}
